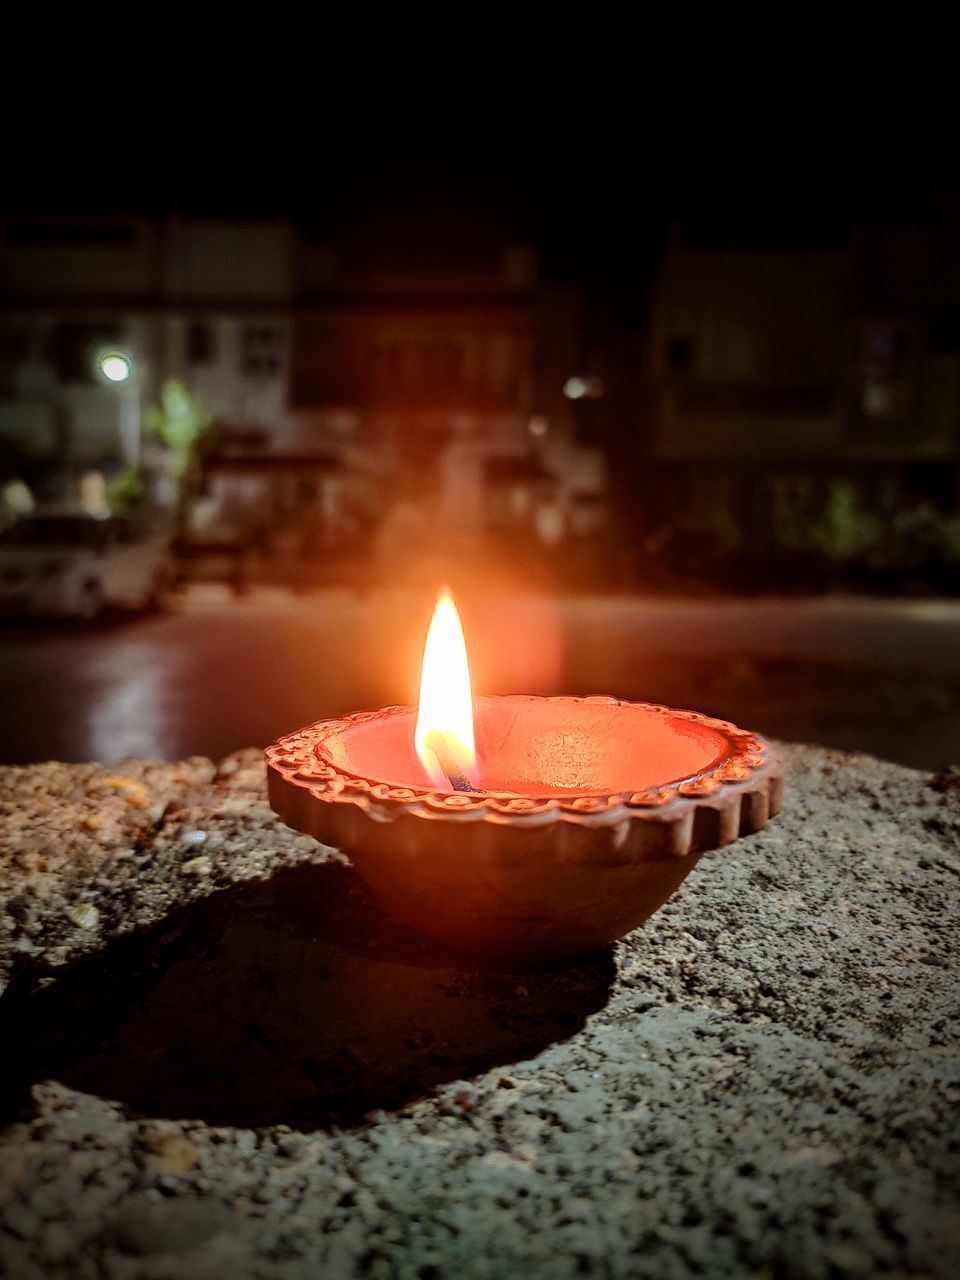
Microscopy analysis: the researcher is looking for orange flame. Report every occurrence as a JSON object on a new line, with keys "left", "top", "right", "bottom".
{"left": 415, "top": 589, "right": 477, "bottom": 789}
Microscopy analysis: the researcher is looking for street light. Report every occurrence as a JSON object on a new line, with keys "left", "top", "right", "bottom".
{"left": 99, "top": 351, "right": 133, "bottom": 383}
{"left": 98, "top": 350, "right": 140, "bottom": 466}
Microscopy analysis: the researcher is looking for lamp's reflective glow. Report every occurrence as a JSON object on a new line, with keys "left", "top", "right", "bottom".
{"left": 415, "top": 589, "right": 477, "bottom": 790}
{"left": 99, "top": 353, "right": 132, "bottom": 383}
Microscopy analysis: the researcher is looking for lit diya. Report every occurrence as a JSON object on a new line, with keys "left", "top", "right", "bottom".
{"left": 267, "top": 590, "right": 783, "bottom": 964}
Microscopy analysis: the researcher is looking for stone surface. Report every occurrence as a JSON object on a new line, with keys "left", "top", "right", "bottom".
{"left": 1, "top": 744, "right": 959, "bottom": 1279}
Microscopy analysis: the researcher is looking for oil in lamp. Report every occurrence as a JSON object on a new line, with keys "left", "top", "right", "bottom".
{"left": 267, "top": 590, "right": 783, "bottom": 965}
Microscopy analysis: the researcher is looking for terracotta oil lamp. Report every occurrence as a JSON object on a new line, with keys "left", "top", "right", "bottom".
{"left": 267, "top": 591, "right": 783, "bottom": 965}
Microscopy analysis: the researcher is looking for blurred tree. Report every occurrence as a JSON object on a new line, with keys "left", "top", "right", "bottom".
{"left": 146, "top": 380, "right": 214, "bottom": 480}
{"left": 146, "top": 380, "right": 216, "bottom": 528}
{"left": 810, "top": 481, "right": 881, "bottom": 562}
{"left": 107, "top": 465, "right": 145, "bottom": 513}
{"left": 868, "top": 503, "right": 960, "bottom": 578}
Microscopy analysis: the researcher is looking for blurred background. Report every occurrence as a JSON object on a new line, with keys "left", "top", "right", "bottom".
{"left": 2, "top": 151, "right": 959, "bottom": 769}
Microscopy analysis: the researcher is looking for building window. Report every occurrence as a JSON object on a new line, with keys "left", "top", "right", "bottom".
{"left": 421, "top": 342, "right": 464, "bottom": 387}
{"left": 241, "top": 326, "right": 282, "bottom": 378}
{"left": 369, "top": 342, "right": 405, "bottom": 386}
{"left": 931, "top": 308, "right": 960, "bottom": 354}
{"left": 187, "top": 322, "right": 215, "bottom": 366}
{"left": 367, "top": 341, "right": 466, "bottom": 394}
{"left": 665, "top": 336, "right": 693, "bottom": 373}
{"left": 486, "top": 337, "right": 516, "bottom": 392}
{"left": 0, "top": 328, "right": 29, "bottom": 397}
{"left": 858, "top": 323, "right": 911, "bottom": 418}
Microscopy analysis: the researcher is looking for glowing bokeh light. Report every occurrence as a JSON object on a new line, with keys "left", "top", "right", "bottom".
{"left": 99, "top": 352, "right": 132, "bottom": 383}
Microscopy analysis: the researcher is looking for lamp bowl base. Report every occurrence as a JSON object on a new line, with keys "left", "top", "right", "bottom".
{"left": 266, "top": 696, "right": 783, "bottom": 966}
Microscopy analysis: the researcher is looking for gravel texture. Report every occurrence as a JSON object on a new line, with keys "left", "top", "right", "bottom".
{"left": 1, "top": 744, "right": 959, "bottom": 1279}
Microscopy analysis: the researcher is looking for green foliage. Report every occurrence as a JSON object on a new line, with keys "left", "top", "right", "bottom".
{"left": 146, "top": 380, "right": 214, "bottom": 478}
{"left": 867, "top": 503, "right": 960, "bottom": 574}
{"left": 107, "top": 465, "right": 145, "bottom": 513}
{"left": 649, "top": 474, "right": 959, "bottom": 590}
{"left": 809, "top": 481, "right": 882, "bottom": 562}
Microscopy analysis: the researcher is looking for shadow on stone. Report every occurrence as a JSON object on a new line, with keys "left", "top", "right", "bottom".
{"left": 0, "top": 862, "right": 614, "bottom": 1131}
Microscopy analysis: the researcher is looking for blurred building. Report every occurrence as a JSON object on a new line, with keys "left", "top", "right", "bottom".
{"left": 12, "top": 202, "right": 958, "bottom": 589}
{"left": 0, "top": 217, "right": 605, "bottom": 566}
{"left": 618, "top": 208, "right": 960, "bottom": 545}
{"left": 290, "top": 240, "right": 603, "bottom": 560}
{"left": 0, "top": 219, "right": 293, "bottom": 452}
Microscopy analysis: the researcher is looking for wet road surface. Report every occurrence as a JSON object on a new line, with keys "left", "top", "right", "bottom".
{"left": 1, "top": 588, "right": 959, "bottom": 769}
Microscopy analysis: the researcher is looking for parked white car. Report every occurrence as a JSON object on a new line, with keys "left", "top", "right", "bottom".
{"left": 0, "top": 514, "right": 174, "bottom": 619}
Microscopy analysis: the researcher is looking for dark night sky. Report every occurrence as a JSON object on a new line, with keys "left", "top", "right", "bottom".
{"left": 4, "top": 114, "right": 955, "bottom": 301}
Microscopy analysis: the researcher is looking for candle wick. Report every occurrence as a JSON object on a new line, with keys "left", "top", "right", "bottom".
{"left": 425, "top": 731, "right": 482, "bottom": 794}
